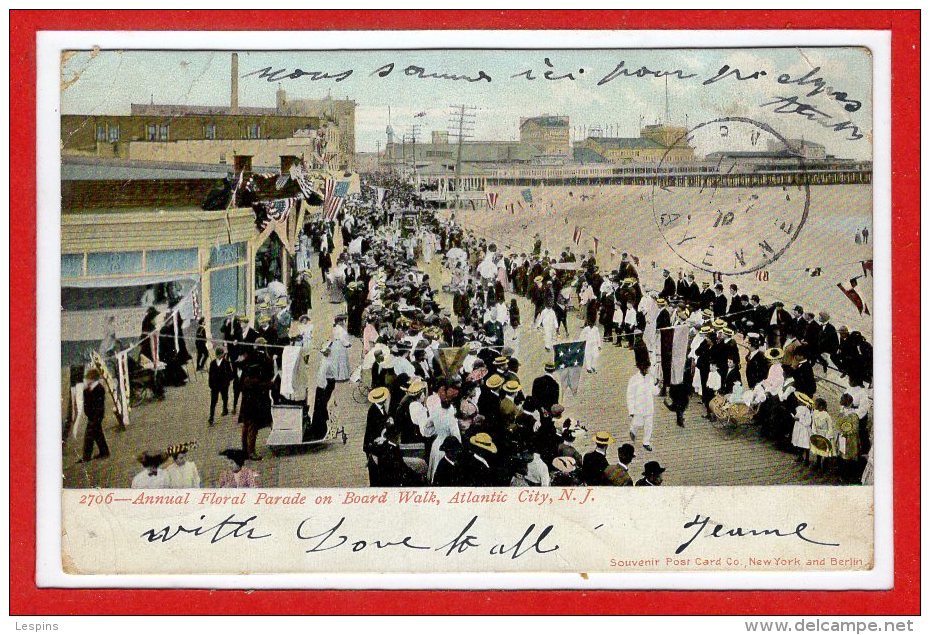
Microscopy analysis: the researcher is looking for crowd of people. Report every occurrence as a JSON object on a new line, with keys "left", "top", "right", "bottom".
{"left": 79, "top": 173, "right": 875, "bottom": 489}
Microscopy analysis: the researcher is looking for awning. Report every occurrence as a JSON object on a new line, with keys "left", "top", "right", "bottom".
{"left": 61, "top": 272, "right": 200, "bottom": 289}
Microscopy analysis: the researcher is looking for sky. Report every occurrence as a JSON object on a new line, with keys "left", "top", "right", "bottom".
{"left": 61, "top": 47, "right": 873, "bottom": 159}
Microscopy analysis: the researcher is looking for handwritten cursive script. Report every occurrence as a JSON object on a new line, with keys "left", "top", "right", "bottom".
{"left": 675, "top": 513, "right": 840, "bottom": 555}
{"left": 140, "top": 513, "right": 271, "bottom": 544}
{"left": 295, "top": 515, "right": 560, "bottom": 559}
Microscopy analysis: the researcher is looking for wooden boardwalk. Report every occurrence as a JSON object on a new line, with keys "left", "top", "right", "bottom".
{"left": 63, "top": 237, "right": 848, "bottom": 489}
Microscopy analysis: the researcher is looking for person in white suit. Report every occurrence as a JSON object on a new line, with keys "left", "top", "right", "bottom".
{"left": 627, "top": 362, "right": 661, "bottom": 452}
{"left": 535, "top": 304, "right": 559, "bottom": 351}
{"left": 580, "top": 320, "right": 602, "bottom": 373}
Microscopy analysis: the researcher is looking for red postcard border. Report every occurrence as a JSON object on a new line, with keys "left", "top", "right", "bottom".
{"left": 10, "top": 9, "right": 920, "bottom": 615}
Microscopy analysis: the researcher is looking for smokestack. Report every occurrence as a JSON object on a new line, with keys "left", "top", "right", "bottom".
{"left": 230, "top": 52, "right": 239, "bottom": 114}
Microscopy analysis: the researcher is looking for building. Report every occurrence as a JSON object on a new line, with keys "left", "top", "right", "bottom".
{"left": 574, "top": 124, "right": 695, "bottom": 164}
{"left": 382, "top": 134, "right": 534, "bottom": 173}
{"left": 766, "top": 138, "right": 827, "bottom": 160}
{"left": 60, "top": 156, "right": 319, "bottom": 367}
{"left": 61, "top": 53, "right": 355, "bottom": 170}
{"left": 519, "top": 115, "right": 571, "bottom": 164}
{"left": 61, "top": 111, "right": 338, "bottom": 172}
{"left": 275, "top": 86, "right": 357, "bottom": 166}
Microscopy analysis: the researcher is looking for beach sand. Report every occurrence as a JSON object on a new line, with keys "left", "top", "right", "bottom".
{"left": 448, "top": 184, "right": 873, "bottom": 337}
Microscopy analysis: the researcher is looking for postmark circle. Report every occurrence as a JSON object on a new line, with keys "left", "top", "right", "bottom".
{"left": 651, "top": 117, "right": 811, "bottom": 276}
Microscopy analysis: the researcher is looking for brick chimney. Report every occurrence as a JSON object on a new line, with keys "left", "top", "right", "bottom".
{"left": 230, "top": 52, "right": 239, "bottom": 114}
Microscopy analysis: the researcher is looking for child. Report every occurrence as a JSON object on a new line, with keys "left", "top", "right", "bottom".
{"left": 791, "top": 393, "right": 814, "bottom": 465}
{"left": 809, "top": 397, "right": 837, "bottom": 473}
{"left": 835, "top": 393, "right": 861, "bottom": 481}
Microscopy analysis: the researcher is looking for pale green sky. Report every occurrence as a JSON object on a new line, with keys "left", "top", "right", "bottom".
{"left": 61, "top": 47, "right": 872, "bottom": 159}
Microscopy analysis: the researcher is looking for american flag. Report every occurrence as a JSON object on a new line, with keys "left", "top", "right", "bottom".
{"left": 486, "top": 192, "right": 498, "bottom": 210}
{"left": 572, "top": 226, "right": 583, "bottom": 245}
{"left": 257, "top": 198, "right": 294, "bottom": 231}
{"left": 289, "top": 164, "right": 321, "bottom": 199}
{"left": 323, "top": 178, "right": 349, "bottom": 220}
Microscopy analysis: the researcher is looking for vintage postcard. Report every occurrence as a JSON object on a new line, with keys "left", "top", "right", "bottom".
{"left": 36, "top": 28, "right": 893, "bottom": 587}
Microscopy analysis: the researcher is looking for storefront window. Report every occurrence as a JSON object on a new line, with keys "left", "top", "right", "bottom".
{"left": 86, "top": 251, "right": 143, "bottom": 276}
{"left": 146, "top": 248, "right": 198, "bottom": 273}
{"left": 209, "top": 242, "right": 246, "bottom": 268}
{"left": 61, "top": 254, "right": 84, "bottom": 278}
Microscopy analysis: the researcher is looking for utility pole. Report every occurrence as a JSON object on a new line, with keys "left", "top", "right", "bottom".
{"left": 448, "top": 104, "right": 476, "bottom": 209}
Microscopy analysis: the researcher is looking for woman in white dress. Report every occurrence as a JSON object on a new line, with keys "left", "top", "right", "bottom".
{"left": 580, "top": 320, "right": 602, "bottom": 373}
{"left": 328, "top": 315, "right": 352, "bottom": 382}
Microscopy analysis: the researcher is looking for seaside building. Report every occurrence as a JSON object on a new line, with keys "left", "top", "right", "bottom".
{"left": 62, "top": 53, "right": 355, "bottom": 170}
{"left": 573, "top": 124, "right": 695, "bottom": 164}
{"left": 519, "top": 115, "right": 571, "bottom": 164}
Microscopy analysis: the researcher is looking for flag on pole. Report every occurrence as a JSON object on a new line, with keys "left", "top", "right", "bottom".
{"left": 486, "top": 192, "right": 499, "bottom": 210}
{"left": 553, "top": 340, "right": 586, "bottom": 395}
{"left": 323, "top": 178, "right": 348, "bottom": 220}
{"left": 837, "top": 276, "right": 870, "bottom": 315}
{"left": 289, "top": 164, "right": 321, "bottom": 199}
{"left": 755, "top": 270, "right": 769, "bottom": 282}
{"left": 572, "top": 226, "right": 583, "bottom": 245}
{"left": 805, "top": 267, "right": 822, "bottom": 277}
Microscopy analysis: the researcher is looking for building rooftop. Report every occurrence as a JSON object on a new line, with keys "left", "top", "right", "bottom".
{"left": 520, "top": 115, "right": 569, "bottom": 129}
{"left": 130, "top": 103, "right": 281, "bottom": 117}
{"left": 587, "top": 136, "right": 665, "bottom": 149}
{"left": 62, "top": 156, "right": 235, "bottom": 181}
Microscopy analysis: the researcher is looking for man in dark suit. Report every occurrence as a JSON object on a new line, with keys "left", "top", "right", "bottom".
{"left": 660, "top": 270, "right": 676, "bottom": 299}
{"left": 237, "top": 340, "right": 274, "bottom": 460}
{"left": 581, "top": 432, "right": 612, "bottom": 486}
{"left": 364, "top": 387, "right": 393, "bottom": 486}
{"left": 80, "top": 368, "right": 110, "bottom": 463}
{"left": 712, "top": 284, "right": 728, "bottom": 317}
{"left": 208, "top": 347, "right": 233, "bottom": 426}
{"left": 816, "top": 312, "right": 840, "bottom": 372}
{"left": 531, "top": 362, "right": 560, "bottom": 412}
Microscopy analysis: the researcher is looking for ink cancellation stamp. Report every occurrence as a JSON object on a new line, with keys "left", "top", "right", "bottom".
{"left": 29, "top": 20, "right": 901, "bottom": 594}
{"left": 652, "top": 117, "right": 811, "bottom": 275}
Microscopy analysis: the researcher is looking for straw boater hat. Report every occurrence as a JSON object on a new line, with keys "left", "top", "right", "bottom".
{"left": 544, "top": 361, "right": 557, "bottom": 372}
{"left": 502, "top": 379, "right": 522, "bottom": 394}
{"left": 368, "top": 387, "right": 389, "bottom": 404}
{"left": 404, "top": 380, "right": 426, "bottom": 396}
{"left": 702, "top": 308, "right": 713, "bottom": 318}
{"left": 225, "top": 307, "right": 236, "bottom": 317}
{"left": 795, "top": 392, "right": 815, "bottom": 409}
{"left": 721, "top": 327, "right": 735, "bottom": 337}
{"left": 552, "top": 456, "right": 577, "bottom": 474}
{"left": 712, "top": 318, "right": 728, "bottom": 329}
{"left": 594, "top": 431, "right": 614, "bottom": 446}
{"left": 656, "top": 298, "right": 668, "bottom": 307}
{"left": 486, "top": 374, "right": 504, "bottom": 389}
{"left": 699, "top": 325, "right": 714, "bottom": 335}
{"left": 764, "top": 347, "right": 785, "bottom": 361}
{"left": 534, "top": 276, "right": 544, "bottom": 283}
{"left": 274, "top": 297, "right": 288, "bottom": 308}
{"left": 469, "top": 432, "right": 498, "bottom": 454}
{"left": 493, "top": 355, "right": 509, "bottom": 368}
{"left": 166, "top": 441, "right": 197, "bottom": 457}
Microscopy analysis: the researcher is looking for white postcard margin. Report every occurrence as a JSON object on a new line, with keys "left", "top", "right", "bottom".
{"left": 36, "top": 28, "right": 893, "bottom": 589}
